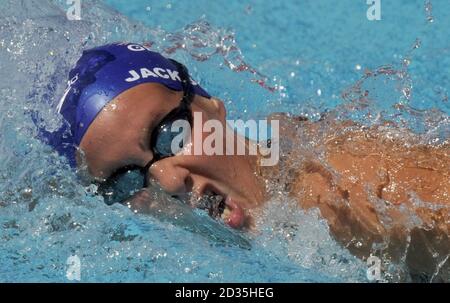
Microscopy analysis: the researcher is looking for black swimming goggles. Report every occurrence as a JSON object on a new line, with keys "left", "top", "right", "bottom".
{"left": 97, "top": 59, "right": 195, "bottom": 205}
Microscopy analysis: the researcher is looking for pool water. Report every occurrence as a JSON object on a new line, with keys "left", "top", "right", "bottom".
{"left": 0, "top": 0, "right": 448, "bottom": 282}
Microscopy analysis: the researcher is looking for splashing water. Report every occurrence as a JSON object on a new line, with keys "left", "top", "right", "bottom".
{"left": 0, "top": 0, "right": 448, "bottom": 282}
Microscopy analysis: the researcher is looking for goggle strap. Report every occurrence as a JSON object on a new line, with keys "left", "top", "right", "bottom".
{"left": 168, "top": 58, "right": 195, "bottom": 106}
{"left": 141, "top": 159, "right": 154, "bottom": 187}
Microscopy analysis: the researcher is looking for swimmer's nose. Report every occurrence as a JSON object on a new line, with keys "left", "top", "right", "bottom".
{"left": 146, "top": 160, "right": 192, "bottom": 195}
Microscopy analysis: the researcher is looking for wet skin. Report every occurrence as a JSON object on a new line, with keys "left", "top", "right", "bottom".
{"left": 270, "top": 114, "right": 449, "bottom": 281}
{"left": 78, "top": 83, "right": 267, "bottom": 229}
{"left": 78, "top": 83, "right": 449, "bottom": 281}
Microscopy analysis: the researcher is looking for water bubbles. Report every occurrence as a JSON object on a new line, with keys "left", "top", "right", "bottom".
{"left": 207, "top": 271, "right": 223, "bottom": 279}
{"left": 85, "top": 184, "right": 98, "bottom": 195}
{"left": 253, "top": 199, "right": 365, "bottom": 281}
{"left": 21, "top": 188, "right": 33, "bottom": 199}
{"left": 424, "top": 0, "right": 434, "bottom": 23}
{"left": 63, "top": 31, "right": 70, "bottom": 42}
{"left": 355, "top": 64, "right": 362, "bottom": 71}
{"left": 402, "top": 86, "right": 411, "bottom": 101}
{"left": 245, "top": 5, "right": 253, "bottom": 15}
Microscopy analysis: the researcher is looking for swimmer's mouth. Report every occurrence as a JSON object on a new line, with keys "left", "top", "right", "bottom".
{"left": 193, "top": 191, "right": 227, "bottom": 220}
{"left": 172, "top": 186, "right": 246, "bottom": 229}
{"left": 188, "top": 188, "right": 246, "bottom": 229}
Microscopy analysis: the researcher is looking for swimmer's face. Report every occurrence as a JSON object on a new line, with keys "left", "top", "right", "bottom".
{"left": 79, "top": 83, "right": 266, "bottom": 229}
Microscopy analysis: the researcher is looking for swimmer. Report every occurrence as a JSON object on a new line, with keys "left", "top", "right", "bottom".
{"left": 43, "top": 43, "right": 449, "bottom": 282}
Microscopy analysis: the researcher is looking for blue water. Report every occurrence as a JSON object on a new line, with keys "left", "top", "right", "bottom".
{"left": 0, "top": 0, "right": 448, "bottom": 282}
{"left": 105, "top": 0, "right": 450, "bottom": 120}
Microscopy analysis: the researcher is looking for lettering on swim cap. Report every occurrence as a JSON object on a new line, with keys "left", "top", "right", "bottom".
{"left": 190, "top": 77, "right": 199, "bottom": 86}
{"left": 154, "top": 67, "right": 170, "bottom": 79}
{"left": 125, "top": 67, "right": 182, "bottom": 82}
{"left": 124, "top": 67, "right": 200, "bottom": 87}
{"left": 127, "top": 44, "right": 151, "bottom": 52}
{"left": 167, "top": 69, "right": 181, "bottom": 82}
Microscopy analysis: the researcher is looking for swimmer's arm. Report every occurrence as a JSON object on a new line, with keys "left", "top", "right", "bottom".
{"left": 290, "top": 127, "right": 450, "bottom": 280}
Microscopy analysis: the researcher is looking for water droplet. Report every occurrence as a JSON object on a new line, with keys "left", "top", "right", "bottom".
{"left": 424, "top": 1, "right": 434, "bottom": 23}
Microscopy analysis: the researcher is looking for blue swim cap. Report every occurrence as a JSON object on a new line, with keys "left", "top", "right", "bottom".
{"left": 39, "top": 42, "right": 210, "bottom": 167}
